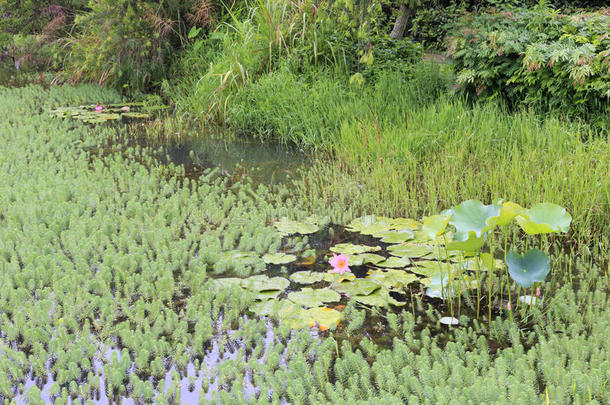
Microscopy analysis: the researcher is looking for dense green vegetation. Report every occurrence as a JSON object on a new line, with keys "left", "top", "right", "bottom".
{"left": 1, "top": 0, "right": 609, "bottom": 403}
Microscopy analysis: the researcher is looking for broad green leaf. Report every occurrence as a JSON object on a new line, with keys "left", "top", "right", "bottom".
{"left": 495, "top": 201, "right": 524, "bottom": 226}
{"left": 376, "top": 256, "right": 411, "bottom": 268}
{"left": 323, "top": 272, "right": 356, "bottom": 283}
{"left": 506, "top": 249, "right": 550, "bottom": 288}
{"left": 305, "top": 307, "right": 342, "bottom": 330}
{"left": 448, "top": 200, "right": 500, "bottom": 241}
{"left": 366, "top": 269, "right": 418, "bottom": 290}
{"left": 446, "top": 232, "right": 486, "bottom": 252}
{"left": 416, "top": 215, "right": 450, "bottom": 241}
{"left": 332, "top": 279, "right": 380, "bottom": 296}
{"left": 263, "top": 252, "right": 297, "bottom": 265}
{"left": 241, "top": 275, "right": 290, "bottom": 291}
{"left": 330, "top": 243, "right": 381, "bottom": 255}
{"left": 274, "top": 217, "right": 319, "bottom": 236}
{"left": 219, "top": 251, "right": 259, "bottom": 266}
{"left": 290, "top": 271, "right": 324, "bottom": 284}
{"left": 516, "top": 203, "right": 572, "bottom": 234}
{"left": 250, "top": 299, "right": 295, "bottom": 316}
{"left": 349, "top": 253, "right": 385, "bottom": 266}
{"left": 360, "top": 221, "right": 392, "bottom": 236}
{"left": 255, "top": 290, "right": 282, "bottom": 301}
{"left": 346, "top": 215, "right": 392, "bottom": 234}
{"left": 354, "top": 289, "right": 404, "bottom": 307}
{"left": 390, "top": 218, "right": 422, "bottom": 230}
{"left": 410, "top": 260, "right": 453, "bottom": 277}
{"left": 388, "top": 243, "right": 433, "bottom": 258}
{"left": 287, "top": 288, "right": 341, "bottom": 308}
{"left": 377, "top": 229, "right": 415, "bottom": 243}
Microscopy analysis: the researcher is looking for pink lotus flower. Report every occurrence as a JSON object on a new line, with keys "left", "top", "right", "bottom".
{"left": 329, "top": 253, "right": 351, "bottom": 274}
{"left": 94, "top": 104, "right": 103, "bottom": 112}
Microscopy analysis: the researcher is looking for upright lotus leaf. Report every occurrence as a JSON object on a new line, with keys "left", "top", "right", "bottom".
{"left": 287, "top": 288, "right": 341, "bottom": 308}
{"left": 376, "top": 256, "right": 411, "bottom": 268}
{"left": 263, "top": 252, "right": 297, "bottom": 265}
{"left": 348, "top": 253, "right": 385, "bottom": 266}
{"left": 388, "top": 243, "right": 433, "bottom": 258}
{"left": 516, "top": 203, "right": 572, "bottom": 234}
{"left": 330, "top": 243, "right": 381, "bottom": 255}
{"left": 448, "top": 200, "right": 500, "bottom": 243}
{"left": 390, "top": 218, "right": 422, "bottom": 231}
{"left": 416, "top": 215, "right": 450, "bottom": 241}
{"left": 366, "top": 269, "right": 418, "bottom": 290}
{"left": 354, "top": 289, "right": 404, "bottom": 307}
{"left": 274, "top": 217, "right": 319, "bottom": 236}
{"left": 494, "top": 201, "right": 524, "bottom": 227}
{"left": 290, "top": 271, "right": 324, "bottom": 284}
{"left": 446, "top": 233, "right": 486, "bottom": 252}
{"left": 377, "top": 229, "right": 415, "bottom": 244}
{"left": 506, "top": 249, "right": 550, "bottom": 288}
{"left": 332, "top": 279, "right": 380, "bottom": 296}
{"left": 306, "top": 307, "right": 342, "bottom": 330}
{"left": 241, "top": 275, "right": 290, "bottom": 291}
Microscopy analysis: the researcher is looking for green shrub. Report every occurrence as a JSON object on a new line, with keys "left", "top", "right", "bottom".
{"left": 447, "top": 4, "right": 610, "bottom": 124}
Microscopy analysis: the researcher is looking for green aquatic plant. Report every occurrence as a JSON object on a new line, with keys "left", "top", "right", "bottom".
{"left": 506, "top": 250, "right": 551, "bottom": 288}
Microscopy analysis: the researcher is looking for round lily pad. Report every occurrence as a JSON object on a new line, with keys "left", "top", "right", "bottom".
{"left": 377, "top": 229, "right": 415, "bottom": 243}
{"left": 366, "top": 269, "right": 418, "bottom": 290}
{"left": 263, "top": 252, "right": 297, "bottom": 265}
{"left": 330, "top": 243, "right": 381, "bottom": 255}
{"left": 346, "top": 215, "right": 392, "bottom": 234}
{"left": 388, "top": 243, "right": 433, "bottom": 258}
{"left": 354, "top": 289, "right": 404, "bottom": 307}
{"left": 287, "top": 288, "right": 341, "bottom": 308}
{"left": 241, "top": 275, "right": 290, "bottom": 291}
{"left": 348, "top": 253, "right": 385, "bottom": 266}
{"left": 376, "top": 256, "right": 411, "bottom": 268}
{"left": 305, "top": 307, "right": 342, "bottom": 330}
{"left": 332, "top": 279, "right": 380, "bottom": 296}
{"left": 250, "top": 299, "right": 295, "bottom": 316}
{"left": 390, "top": 218, "right": 421, "bottom": 231}
{"left": 290, "top": 271, "right": 324, "bottom": 284}
{"left": 447, "top": 200, "right": 500, "bottom": 241}
{"left": 274, "top": 217, "right": 319, "bottom": 236}
{"left": 323, "top": 272, "right": 356, "bottom": 283}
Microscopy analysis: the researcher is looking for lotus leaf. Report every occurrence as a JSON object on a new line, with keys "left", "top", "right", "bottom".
{"left": 241, "top": 275, "right": 290, "bottom": 291}
{"left": 447, "top": 200, "right": 500, "bottom": 243}
{"left": 495, "top": 201, "right": 524, "bottom": 226}
{"left": 287, "top": 288, "right": 341, "bottom": 308}
{"left": 516, "top": 203, "right": 572, "bottom": 234}
{"left": 506, "top": 249, "right": 550, "bottom": 288}
{"left": 416, "top": 215, "right": 450, "bottom": 241}
{"left": 332, "top": 279, "right": 380, "bottom": 296}
{"left": 274, "top": 217, "right": 319, "bottom": 236}
{"left": 255, "top": 290, "right": 282, "bottom": 301}
{"left": 377, "top": 229, "right": 415, "bottom": 243}
{"left": 446, "top": 233, "right": 486, "bottom": 252}
{"left": 390, "top": 218, "right": 422, "bottom": 230}
{"left": 388, "top": 243, "right": 433, "bottom": 258}
{"left": 290, "top": 271, "right": 324, "bottom": 284}
{"left": 366, "top": 269, "right": 418, "bottom": 290}
{"left": 354, "top": 289, "right": 404, "bottom": 307}
{"left": 376, "top": 256, "right": 411, "bottom": 268}
{"left": 263, "top": 252, "right": 297, "bottom": 265}
{"left": 348, "top": 253, "right": 385, "bottom": 266}
{"left": 323, "top": 272, "right": 356, "bottom": 283}
{"left": 330, "top": 243, "right": 381, "bottom": 255}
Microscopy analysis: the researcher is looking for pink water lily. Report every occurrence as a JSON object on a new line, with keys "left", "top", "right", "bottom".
{"left": 329, "top": 253, "right": 351, "bottom": 274}
{"left": 94, "top": 104, "right": 103, "bottom": 112}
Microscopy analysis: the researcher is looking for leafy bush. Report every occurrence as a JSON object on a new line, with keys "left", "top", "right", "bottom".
{"left": 447, "top": 4, "right": 610, "bottom": 123}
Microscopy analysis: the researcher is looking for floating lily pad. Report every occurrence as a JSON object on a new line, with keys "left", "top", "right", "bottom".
{"left": 377, "top": 229, "right": 415, "bottom": 243}
{"left": 346, "top": 215, "right": 392, "bottom": 234}
{"left": 323, "top": 272, "right": 356, "bottom": 283}
{"left": 388, "top": 243, "right": 433, "bottom": 258}
{"left": 305, "top": 307, "right": 342, "bottom": 330}
{"left": 376, "top": 256, "right": 411, "bottom": 268}
{"left": 219, "top": 251, "right": 259, "bottom": 266}
{"left": 332, "top": 279, "right": 380, "bottom": 296}
{"left": 250, "top": 299, "right": 295, "bottom": 316}
{"left": 255, "top": 290, "right": 282, "bottom": 301}
{"left": 121, "top": 112, "right": 151, "bottom": 119}
{"left": 290, "top": 271, "right": 324, "bottom": 284}
{"left": 390, "top": 218, "right": 421, "bottom": 230}
{"left": 506, "top": 249, "right": 550, "bottom": 288}
{"left": 287, "top": 288, "right": 341, "bottom": 308}
{"left": 516, "top": 203, "right": 572, "bottom": 235}
{"left": 366, "top": 269, "right": 419, "bottom": 290}
{"left": 241, "top": 275, "right": 290, "bottom": 291}
{"left": 330, "top": 243, "right": 381, "bottom": 255}
{"left": 263, "top": 252, "right": 297, "bottom": 265}
{"left": 348, "top": 253, "right": 385, "bottom": 266}
{"left": 354, "top": 289, "right": 404, "bottom": 307}
{"left": 274, "top": 217, "right": 319, "bottom": 236}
